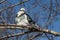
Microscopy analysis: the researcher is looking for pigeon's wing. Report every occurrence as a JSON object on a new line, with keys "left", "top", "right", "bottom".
{"left": 27, "top": 17, "right": 33, "bottom": 23}
{"left": 25, "top": 13, "right": 35, "bottom": 24}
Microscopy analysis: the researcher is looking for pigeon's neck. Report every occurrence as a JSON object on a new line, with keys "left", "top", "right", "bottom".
{"left": 17, "top": 13, "right": 25, "bottom": 17}
{"left": 17, "top": 11, "right": 24, "bottom": 16}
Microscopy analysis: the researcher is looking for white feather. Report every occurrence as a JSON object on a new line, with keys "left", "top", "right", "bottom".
{"left": 15, "top": 10, "right": 29, "bottom": 26}
{"left": 17, "top": 11, "right": 24, "bottom": 17}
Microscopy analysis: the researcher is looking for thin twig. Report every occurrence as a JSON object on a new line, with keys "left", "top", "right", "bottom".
{"left": 0, "top": 30, "right": 33, "bottom": 40}
{"left": 0, "top": 0, "right": 29, "bottom": 12}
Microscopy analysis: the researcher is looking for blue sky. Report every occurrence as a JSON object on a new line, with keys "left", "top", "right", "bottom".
{"left": 6, "top": 0, "right": 60, "bottom": 40}
{"left": 0, "top": 0, "right": 60, "bottom": 40}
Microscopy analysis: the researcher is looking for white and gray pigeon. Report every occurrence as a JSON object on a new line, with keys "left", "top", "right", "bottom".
{"left": 15, "top": 8, "right": 37, "bottom": 26}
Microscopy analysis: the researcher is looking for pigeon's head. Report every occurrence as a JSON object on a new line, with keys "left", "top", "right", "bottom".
{"left": 16, "top": 8, "right": 26, "bottom": 17}
{"left": 20, "top": 8, "right": 25, "bottom": 11}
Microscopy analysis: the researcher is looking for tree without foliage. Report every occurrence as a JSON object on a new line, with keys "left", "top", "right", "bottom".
{"left": 0, "top": 0, "right": 60, "bottom": 40}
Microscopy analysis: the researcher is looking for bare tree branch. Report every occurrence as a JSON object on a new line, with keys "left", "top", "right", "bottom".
{"left": 0, "top": 30, "right": 33, "bottom": 40}
{"left": 0, "top": 24, "right": 60, "bottom": 36}
{"left": 0, "top": 0, "right": 29, "bottom": 12}
{"left": 30, "top": 33, "right": 42, "bottom": 40}
{"left": 0, "top": 0, "right": 6, "bottom": 4}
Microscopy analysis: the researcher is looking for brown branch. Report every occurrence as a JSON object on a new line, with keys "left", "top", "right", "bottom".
{"left": 0, "top": 0, "right": 29, "bottom": 12}
{"left": 0, "top": 31, "right": 33, "bottom": 40}
{"left": 30, "top": 33, "right": 42, "bottom": 40}
{"left": 0, "top": 24, "right": 60, "bottom": 36}
{"left": 0, "top": 24, "right": 31, "bottom": 28}
{"left": 0, "top": 0, "right": 6, "bottom": 4}
{"left": 0, "top": 16, "right": 6, "bottom": 24}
